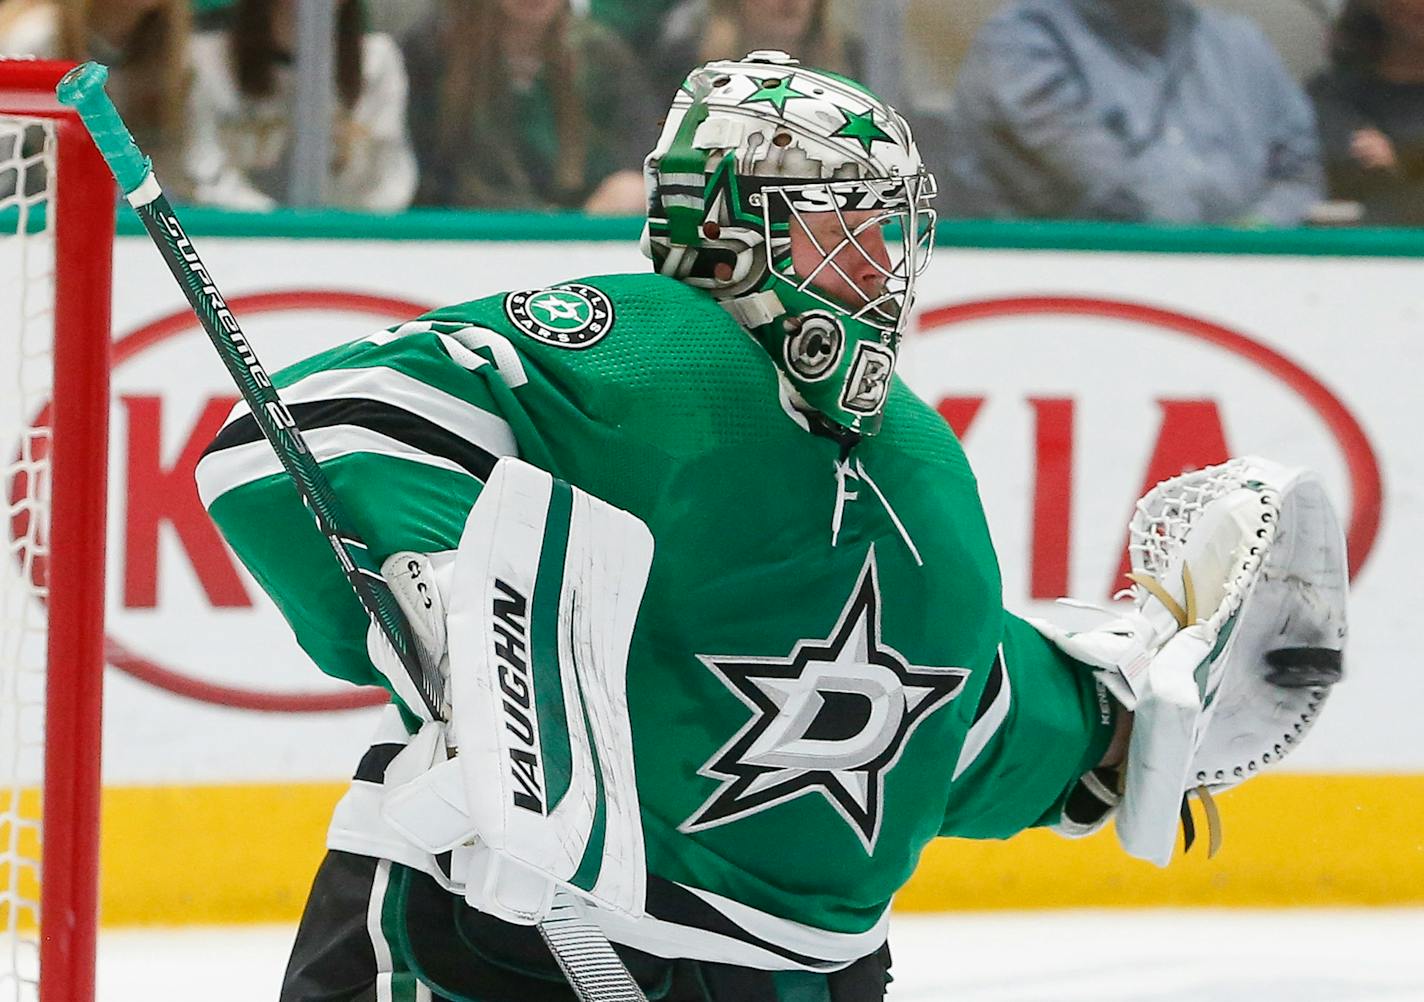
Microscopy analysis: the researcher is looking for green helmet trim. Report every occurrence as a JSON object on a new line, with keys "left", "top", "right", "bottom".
{"left": 659, "top": 84, "right": 715, "bottom": 248}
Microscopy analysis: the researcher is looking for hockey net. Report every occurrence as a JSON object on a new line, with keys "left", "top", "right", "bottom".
{"left": 0, "top": 61, "right": 113, "bottom": 1002}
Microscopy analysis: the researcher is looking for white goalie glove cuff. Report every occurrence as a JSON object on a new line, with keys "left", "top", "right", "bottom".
{"left": 1025, "top": 608, "right": 1173, "bottom": 712}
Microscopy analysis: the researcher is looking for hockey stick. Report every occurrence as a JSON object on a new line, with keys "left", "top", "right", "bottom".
{"left": 54, "top": 65, "right": 441, "bottom": 720}
{"left": 58, "top": 63, "right": 647, "bottom": 1002}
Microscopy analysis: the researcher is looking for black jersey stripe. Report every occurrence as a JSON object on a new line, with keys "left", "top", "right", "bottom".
{"left": 970, "top": 650, "right": 1005, "bottom": 726}
{"left": 203, "top": 398, "right": 500, "bottom": 481}
{"left": 952, "top": 645, "right": 1011, "bottom": 781}
{"left": 644, "top": 877, "right": 848, "bottom": 970}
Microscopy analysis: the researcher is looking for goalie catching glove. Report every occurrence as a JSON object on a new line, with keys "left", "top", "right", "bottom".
{"left": 1031, "top": 457, "right": 1348, "bottom": 866}
{"left": 365, "top": 458, "right": 654, "bottom": 924}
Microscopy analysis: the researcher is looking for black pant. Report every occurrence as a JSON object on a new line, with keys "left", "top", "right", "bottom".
{"left": 281, "top": 851, "right": 892, "bottom": 1002}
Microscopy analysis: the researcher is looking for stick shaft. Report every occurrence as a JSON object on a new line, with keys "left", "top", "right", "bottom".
{"left": 56, "top": 61, "right": 440, "bottom": 718}
{"left": 131, "top": 189, "right": 444, "bottom": 718}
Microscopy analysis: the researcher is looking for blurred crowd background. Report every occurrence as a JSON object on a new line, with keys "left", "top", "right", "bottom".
{"left": 1, "top": 0, "right": 1421, "bottom": 227}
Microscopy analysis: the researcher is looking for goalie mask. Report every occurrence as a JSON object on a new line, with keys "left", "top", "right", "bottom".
{"left": 642, "top": 51, "right": 937, "bottom": 440}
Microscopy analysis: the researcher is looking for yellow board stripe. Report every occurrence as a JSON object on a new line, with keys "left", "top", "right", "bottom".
{"left": 92, "top": 774, "right": 1424, "bottom": 926}
{"left": 896, "top": 773, "right": 1424, "bottom": 911}
{"left": 100, "top": 781, "right": 345, "bottom": 926}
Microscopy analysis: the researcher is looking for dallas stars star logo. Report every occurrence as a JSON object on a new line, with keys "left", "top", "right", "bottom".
{"left": 681, "top": 551, "right": 970, "bottom": 852}
{"left": 530, "top": 292, "right": 589, "bottom": 324}
{"left": 740, "top": 75, "right": 810, "bottom": 115}
{"left": 832, "top": 107, "right": 893, "bottom": 154}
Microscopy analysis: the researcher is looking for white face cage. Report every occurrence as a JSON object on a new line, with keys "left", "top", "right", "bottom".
{"left": 759, "top": 172, "right": 937, "bottom": 333}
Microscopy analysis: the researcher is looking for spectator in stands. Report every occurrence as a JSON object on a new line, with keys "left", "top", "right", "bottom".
{"left": 589, "top": 0, "right": 681, "bottom": 55}
{"left": 402, "top": 0, "right": 657, "bottom": 213}
{"left": 185, "top": 0, "right": 417, "bottom": 210}
{"left": 1309, "top": 0, "right": 1424, "bottom": 226}
{"left": 936, "top": 0, "right": 1324, "bottom": 225}
{"left": 653, "top": 0, "right": 860, "bottom": 101}
{"left": 192, "top": 0, "right": 236, "bottom": 33}
{"left": 0, "top": 0, "right": 192, "bottom": 192}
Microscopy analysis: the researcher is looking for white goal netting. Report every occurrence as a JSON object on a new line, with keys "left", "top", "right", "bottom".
{"left": 0, "top": 112, "right": 56, "bottom": 1001}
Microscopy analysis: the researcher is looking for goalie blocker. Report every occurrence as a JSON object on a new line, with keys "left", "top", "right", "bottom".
{"left": 372, "top": 458, "right": 653, "bottom": 926}
{"left": 1034, "top": 457, "right": 1348, "bottom": 866}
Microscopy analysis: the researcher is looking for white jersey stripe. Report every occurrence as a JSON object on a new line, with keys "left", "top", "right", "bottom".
{"left": 679, "top": 882, "right": 888, "bottom": 960}
{"left": 368, "top": 858, "right": 394, "bottom": 1002}
{"left": 953, "top": 644, "right": 1012, "bottom": 781}
{"left": 218, "top": 365, "right": 517, "bottom": 461}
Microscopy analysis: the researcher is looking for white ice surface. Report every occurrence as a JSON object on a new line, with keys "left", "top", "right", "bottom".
{"left": 95, "top": 909, "right": 1424, "bottom": 1001}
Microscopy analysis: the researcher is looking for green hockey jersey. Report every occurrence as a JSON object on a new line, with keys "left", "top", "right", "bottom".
{"left": 198, "top": 273, "right": 1113, "bottom": 971}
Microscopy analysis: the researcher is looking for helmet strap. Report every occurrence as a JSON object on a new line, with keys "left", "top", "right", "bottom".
{"left": 720, "top": 290, "right": 785, "bottom": 329}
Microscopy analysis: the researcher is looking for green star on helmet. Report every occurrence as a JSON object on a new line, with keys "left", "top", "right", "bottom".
{"left": 740, "top": 75, "right": 811, "bottom": 115}
{"left": 832, "top": 107, "right": 893, "bottom": 154}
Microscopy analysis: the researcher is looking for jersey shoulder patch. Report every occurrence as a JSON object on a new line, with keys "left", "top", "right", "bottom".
{"left": 503, "top": 283, "right": 616, "bottom": 349}
{"left": 417, "top": 274, "right": 772, "bottom": 429}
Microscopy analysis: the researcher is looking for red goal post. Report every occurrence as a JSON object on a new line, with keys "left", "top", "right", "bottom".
{"left": 0, "top": 60, "right": 113, "bottom": 1002}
